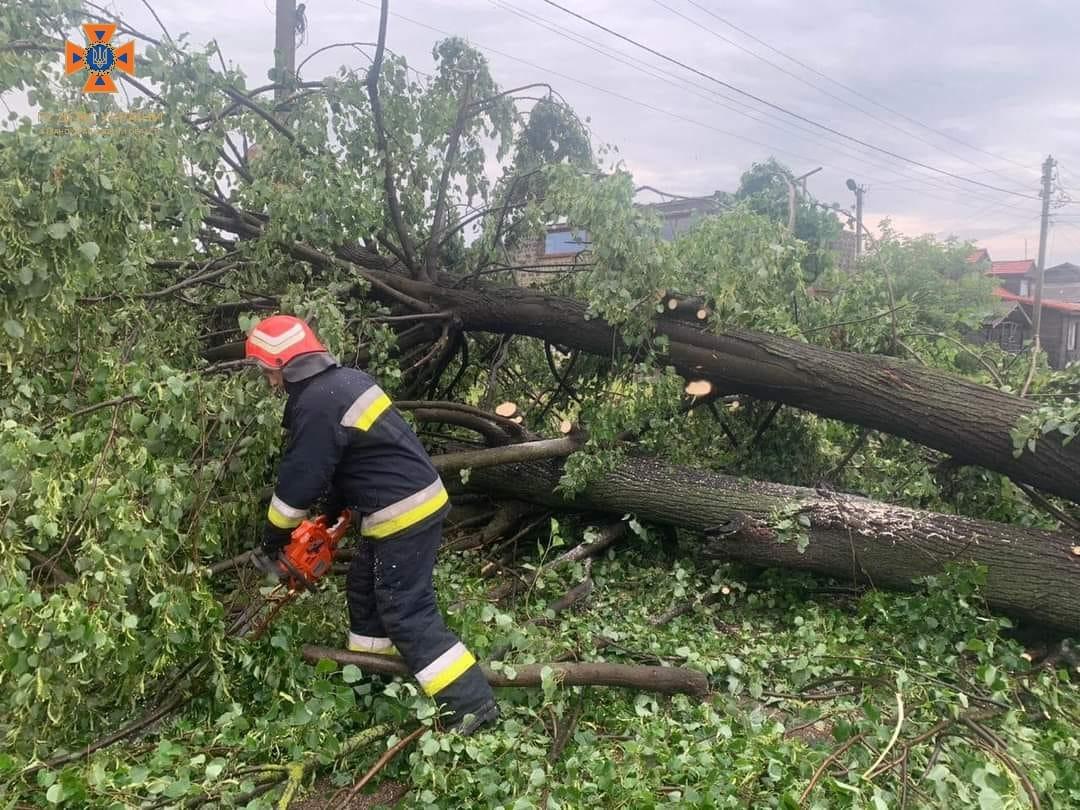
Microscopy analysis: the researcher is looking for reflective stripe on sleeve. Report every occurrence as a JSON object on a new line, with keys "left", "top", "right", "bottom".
{"left": 268, "top": 494, "right": 305, "bottom": 529}
{"left": 415, "top": 642, "right": 476, "bottom": 696}
{"left": 341, "top": 385, "right": 392, "bottom": 431}
{"left": 347, "top": 632, "right": 398, "bottom": 655}
{"left": 361, "top": 479, "right": 449, "bottom": 539}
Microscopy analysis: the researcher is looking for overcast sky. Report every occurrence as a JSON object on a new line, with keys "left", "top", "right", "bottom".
{"left": 102, "top": 0, "right": 1080, "bottom": 264}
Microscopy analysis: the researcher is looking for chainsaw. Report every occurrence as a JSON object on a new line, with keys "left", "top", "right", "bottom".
{"left": 277, "top": 509, "right": 354, "bottom": 591}
{"left": 148, "top": 511, "right": 356, "bottom": 709}
{"left": 230, "top": 510, "right": 354, "bottom": 640}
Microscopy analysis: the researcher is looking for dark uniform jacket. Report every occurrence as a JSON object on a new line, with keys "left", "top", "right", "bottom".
{"left": 265, "top": 365, "right": 448, "bottom": 542}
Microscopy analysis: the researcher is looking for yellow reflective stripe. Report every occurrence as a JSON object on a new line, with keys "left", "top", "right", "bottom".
{"left": 341, "top": 386, "right": 392, "bottom": 431}
{"left": 355, "top": 392, "right": 391, "bottom": 430}
{"left": 416, "top": 642, "right": 476, "bottom": 696}
{"left": 362, "top": 484, "right": 448, "bottom": 539}
{"left": 268, "top": 494, "right": 305, "bottom": 529}
{"left": 268, "top": 505, "right": 303, "bottom": 529}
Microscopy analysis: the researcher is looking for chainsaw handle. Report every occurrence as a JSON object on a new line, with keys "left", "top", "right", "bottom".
{"left": 325, "top": 508, "right": 353, "bottom": 541}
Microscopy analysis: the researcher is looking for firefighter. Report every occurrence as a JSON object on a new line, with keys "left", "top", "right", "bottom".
{"left": 245, "top": 314, "right": 499, "bottom": 735}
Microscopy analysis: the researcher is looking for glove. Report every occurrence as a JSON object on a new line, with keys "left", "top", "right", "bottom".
{"left": 261, "top": 522, "right": 293, "bottom": 556}
{"left": 251, "top": 546, "right": 281, "bottom": 579}
{"left": 252, "top": 523, "right": 292, "bottom": 579}
{"left": 321, "top": 490, "right": 346, "bottom": 526}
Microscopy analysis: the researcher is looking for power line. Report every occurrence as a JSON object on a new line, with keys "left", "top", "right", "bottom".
{"left": 540, "top": 0, "right": 1040, "bottom": 201}
{"left": 489, "top": 2, "right": 930, "bottom": 194}
{"left": 651, "top": 0, "right": 1034, "bottom": 194}
{"left": 357, "top": 3, "right": 822, "bottom": 166}
{"left": 489, "top": 0, "right": 1033, "bottom": 211}
{"left": 681, "top": 0, "right": 1039, "bottom": 176}
{"left": 358, "top": 0, "right": 1036, "bottom": 236}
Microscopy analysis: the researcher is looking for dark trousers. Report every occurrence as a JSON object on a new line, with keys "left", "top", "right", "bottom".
{"left": 345, "top": 520, "right": 494, "bottom": 722}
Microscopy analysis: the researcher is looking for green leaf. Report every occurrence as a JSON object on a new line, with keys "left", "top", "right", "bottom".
{"left": 163, "top": 777, "right": 191, "bottom": 799}
{"left": 18, "top": 267, "right": 33, "bottom": 285}
{"left": 57, "top": 192, "right": 78, "bottom": 213}
{"left": 978, "top": 787, "right": 1004, "bottom": 810}
{"left": 7, "top": 627, "right": 27, "bottom": 649}
{"left": 46, "top": 222, "right": 68, "bottom": 240}
{"left": 78, "top": 241, "right": 100, "bottom": 262}
{"left": 4, "top": 319, "right": 25, "bottom": 339}
{"left": 205, "top": 759, "right": 226, "bottom": 780}
{"left": 46, "top": 784, "right": 65, "bottom": 804}
{"left": 341, "top": 664, "right": 362, "bottom": 684}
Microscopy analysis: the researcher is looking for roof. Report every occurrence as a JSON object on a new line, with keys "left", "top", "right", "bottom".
{"left": 966, "top": 248, "right": 991, "bottom": 264}
{"left": 1047, "top": 262, "right": 1080, "bottom": 274}
{"left": 641, "top": 194, "right": 730, "bottom": 218}
{"left": 985, "top": 301, "right": 1032, "bottom": 328}
{"left": 989, "top": 260, "right": 1036, "bottom": 276}
{"left": 993, "top": 287, "right": 1080, "bottom": 314}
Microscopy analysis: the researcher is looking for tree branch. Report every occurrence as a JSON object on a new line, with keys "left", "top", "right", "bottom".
{"left": 366, "top": 0, "right": 420, "bottom": 275}
{"left": 425, "top": 72, "right": 474, "bottom": 282}
{"left": 302, "top": 647, "right": 710, "bottom": 697}
{"left": 431, "top": 435, "right": 584, "bottom": 474}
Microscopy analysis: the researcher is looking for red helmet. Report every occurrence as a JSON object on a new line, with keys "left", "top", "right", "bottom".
{"left": 245, "top": 315, "right": 326, "bottom": 369}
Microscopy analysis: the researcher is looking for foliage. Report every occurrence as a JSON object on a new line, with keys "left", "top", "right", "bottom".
{"left": 0, "top": 2, "right": 1076, "bottom": 808}
{"left": 735, "top": 157, "right": 842, "bottom": 283}
{"left": 1011, "top": 363, "right": 1080, "bottom": 457}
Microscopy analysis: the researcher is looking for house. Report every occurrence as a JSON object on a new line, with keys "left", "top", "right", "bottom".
{"left": 988, "top": 260, "right": 1080, "bottom": 298}
{"left": 511, "top": 191, "right": 730, "bottom": 286}
{"left": 978, "top": 301, "right": 1030, "bottom": 354}
{"left": 969, "top": 250, "right": 1080, "bottom": 368}
{"left": 992, "top": 289, "right": 1080, "bottom": 369}
{"left": 988, "top": 260, "right": 1036, "bottom": 296}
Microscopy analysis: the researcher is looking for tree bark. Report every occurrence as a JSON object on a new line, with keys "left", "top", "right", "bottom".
{"left": 350, "top": 271, "right": 1080, "bottom": 504}
{"left": 466, "top": 456, "right": 1080, "bottom": 632}
{"left": 431, "top": 435, "right": 584, "bottom": 474}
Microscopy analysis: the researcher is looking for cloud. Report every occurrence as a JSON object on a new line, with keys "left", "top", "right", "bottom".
{"left": 104, "top": 0, "right": 1080, "bottom": 263}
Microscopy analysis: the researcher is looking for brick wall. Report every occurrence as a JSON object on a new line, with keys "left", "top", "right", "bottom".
{"left": 511, "top": 235, "right": 588, "bottom": 288}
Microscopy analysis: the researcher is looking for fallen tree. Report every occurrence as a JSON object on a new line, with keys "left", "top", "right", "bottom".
{"left": 353, "top": 268, "right": 1080, "bottom": 505}
{"left": 202, "top": 232, "right": 1080, "bottom": 505}
{"left": 466, "top": 455, "right": 1080, "bottom": 632}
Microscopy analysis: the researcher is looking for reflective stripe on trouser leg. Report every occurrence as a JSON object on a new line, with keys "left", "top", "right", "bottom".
{"left": 345, "top": 540, "right": 394, "bottom": 652}
{"left": 372, "top": 521, "right": 494, "bottom": 718}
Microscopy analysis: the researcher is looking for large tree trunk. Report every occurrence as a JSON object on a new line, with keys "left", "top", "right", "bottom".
{"left": 361, "top": 272, "right": 1080, "bottom": 504}
{"left": 204, "top": 213, "right": 1080, "bottom": 503}
{"left": 467, "top": 456, "right": 1080, "bottom": 632}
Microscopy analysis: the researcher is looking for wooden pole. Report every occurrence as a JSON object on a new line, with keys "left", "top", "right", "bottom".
{"left": 1021, "top": 155, "right": 1055, "bottom": 397}
{"left": 274, "top": 0, "right": 296, "bottom": 102}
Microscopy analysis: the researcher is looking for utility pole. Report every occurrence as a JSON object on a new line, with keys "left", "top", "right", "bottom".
{"left": 846, "top": 178, "right": 866, "bottom": 257}
{"left": 274, "top": 0, "right": 296, "bottom": 102}
{"left": 795, "top": 166, "right": 822, "bottom": 195}
{"left": 1020, "top": 155, "right": 1056, "bottom": 398}
{"left": 1031, "top": 155, "right": 1056, "bottom": 348}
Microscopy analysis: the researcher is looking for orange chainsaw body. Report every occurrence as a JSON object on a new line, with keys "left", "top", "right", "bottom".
{"left": 279, "top": 510, "right": 353, "bottom": 590}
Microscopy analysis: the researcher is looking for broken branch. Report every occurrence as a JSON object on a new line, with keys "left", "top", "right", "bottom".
{"left": 301, "top": 647, "right": 709, "bottom": 697}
